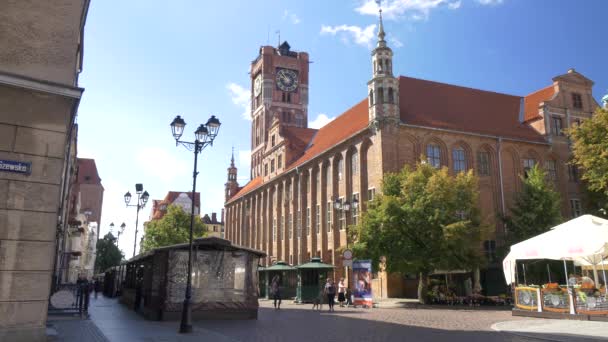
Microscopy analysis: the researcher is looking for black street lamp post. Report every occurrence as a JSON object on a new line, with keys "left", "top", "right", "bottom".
{"left": 124, "top": 184, "right": 149, "bottom": 258}
{"left": 334, "top": 196, "right": 358, "bottom": 287}
{"left": 117, "top": 222, "right": 126, "bottom": 245}
{"left": 170, "top": 114, "right": 221, "bottom": 334}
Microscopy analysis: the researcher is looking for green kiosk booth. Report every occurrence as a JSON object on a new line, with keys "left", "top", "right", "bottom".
{"left": 264, "top": 261, "right": 297, "bottom": 300}
{"left": 296, "top": 257, "right": 335, "bottom": 303}
{"left": 257, "top": 265, "right": 266, "bottom": 298}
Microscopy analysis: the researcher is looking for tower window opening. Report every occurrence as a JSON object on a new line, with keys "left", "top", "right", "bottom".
{"left": 369, "top": 89, "right": 374, "bottom": 106}
{"left": 388, "top": 88, "right": 394, "bottom": 103}
{"left": 378, "top": 87, "right": 384, "bottom": 104}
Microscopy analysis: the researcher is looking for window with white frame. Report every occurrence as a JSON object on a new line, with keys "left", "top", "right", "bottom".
{"left": 352, "top": 193, "right": 359, "bottom": 226}
{"left": 452, "top": 147, "right": 466, "bottom": 173}
{"left": 326, "top": 201, "right": 332, "bottom": 232}
{"left": 306, "top": 207, "right": 311, "bottom": 236}
{"left": 315, "top": 204, "right": 320, "bottom": 234}
{"left": 545, "top": 160, "right": 557, "bottom": 181}
{"left": 368, "top": 188, "right": 376, "bottom": 202}
{"left": 426, "top": 144, "right": 441, "bottom": 168}
{"left": 570, "top": 199, "right": 582, "bottom": 218}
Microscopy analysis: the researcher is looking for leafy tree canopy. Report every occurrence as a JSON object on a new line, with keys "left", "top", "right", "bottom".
{"left": 569, "top": 108, "right": 608, "bottom": 196}
{"left": 502, "top": 164, "right": 562, "bottom": 246}
{"left": 95, "top": 232, "right": 123, "bottom": 273}
{"left": 350, "top": 161, "right": 487, "bottom": 302}
{"left": 141, "top": 204, "right": 206, "bottom": 252}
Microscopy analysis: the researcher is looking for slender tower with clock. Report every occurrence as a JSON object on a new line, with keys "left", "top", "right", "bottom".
{"left": 249, "top": 41, "right": 309, "bottom": 179}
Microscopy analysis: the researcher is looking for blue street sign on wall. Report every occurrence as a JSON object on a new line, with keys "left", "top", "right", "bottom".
{"left": 0, "top": 160, "right": 32, "bottom": 175}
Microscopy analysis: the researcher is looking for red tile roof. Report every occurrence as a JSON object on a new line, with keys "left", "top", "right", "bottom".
{"left": 398, "top": 76, "right": 546, "bottom": 142}
{"left": 523, "top": 85, "right": 555, "bottom": 123}
{"left": 227, "top": 75, "right": 550, "bottom": 203}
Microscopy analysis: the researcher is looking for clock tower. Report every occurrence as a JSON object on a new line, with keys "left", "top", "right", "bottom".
{"left": 249, "top": 41, "right": 309, "bottom": 179}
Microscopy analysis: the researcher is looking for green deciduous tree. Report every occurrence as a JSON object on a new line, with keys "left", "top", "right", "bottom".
{"left": 95, "top": 232, "right": 123, "bottom": 273}
{"left": 141, "top": 204, "right": 206, "bottom": 252}
{"left": 502, "top": 164, "right": 562, "bottom": 246}
{"left": 569, "top": 108, "right": 608, "bottom": 196}
{"left": 350, "top": 161, "right": 486, "bottom": 303}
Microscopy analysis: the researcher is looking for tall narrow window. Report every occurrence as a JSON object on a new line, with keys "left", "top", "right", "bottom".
{"left": 388, "top": 88, "right": 394, "bottom": 103}
{"left": 315, "top": 204, "right": 320, "bottom": 234}
{"left": 338, "top": 198, "right": 345, "bottom": 230}
{"left": 326, "top": 165, "right": 331, "bottom": 187}
{"left": 568, "top": 164, "right": 579, "bottom": 182}
{"left": 369, "top": 89, "right": 374, "bottom": 106}
{"left": 326, "top": 202, "right": 332, "bottom": 232}
{"left": 280, "top": 215, "right": 284, "bottom": 240}
{"left": 264, "top": 164, "right": 268, "bottom": 176}
{"left": 545, "top": 160, "right": 557, "bottom": 181}
{"left": 270, "top": 159, "right": 275, "bottom": 173}
{"left": 484, "top": 240, "right": 497, "bottom": 263}
{"left": 352, "top": 193, "right": 359, "bottom": 226}
{"left": 273, "top": 218, "right": 277, "bottom": 241}
{"left": 338, "top": 158, "right": 344, "bottom": 181}
{"left": 426, "top": 144, "right": 441, "bottom": 168}
{"left": 552, "top": 116, "right": 563, "bottom": 136}
{"left": 452, "top": 147, "right": 466, "bottom": 173}
{"left": 277, "top": 155, "right": 282, "bottom": 169}
{"left": 523, "top": 158, "right": 536, "bottom": 177}
{"left": 271, "top": 135, "right": 276, "bottom": 147}
{"left": 572, "top": 93, "right": 583, "bottom": 109}
{"left": 477, "top": 151, "right": 490, "bottom": 176}
{"left": 287, "top": 93, "right": 291, "bottom": 103}
{"left": 351, "top": 152, "right": 359, "bottom": 176}
{"left": 570, "top": 199, "right": 582, "bottom": 218}
{"left": 297, "top": 210, "right": 301, "bottom": 238}
{"left": 378, "top": 87, "right": 384, "bottom": 104}
{"left": 306, "top": 207, "right": 311, "bottom": 236}
{"left": 288, "top": 213, "right": 292, "bottom": 239}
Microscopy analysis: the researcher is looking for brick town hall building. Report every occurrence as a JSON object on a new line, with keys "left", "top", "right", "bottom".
{"left": 224, "top": 12, "right": 604, "bottom": 295}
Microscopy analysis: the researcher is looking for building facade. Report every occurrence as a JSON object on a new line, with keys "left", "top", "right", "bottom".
{"left": 224, "top": 12, "right": 603, "bottom": 293}
{"left": 149, "top": 191, "right": 201, "bottom": 221}
{"left": 203, "top": 212, "right": 224, "bottom": 238}
{"left": 0, "top": 1, "right": 89, "bottom": 340}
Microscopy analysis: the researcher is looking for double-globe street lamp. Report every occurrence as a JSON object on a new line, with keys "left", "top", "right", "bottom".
{"left": 124, "top": 184, "right": 149, "bottom": 258}
{"left": 170, "top": 114, "right": 221, "bottom": 334}
{"left": 109, "top": 222, "right": 127, "bottom": 246}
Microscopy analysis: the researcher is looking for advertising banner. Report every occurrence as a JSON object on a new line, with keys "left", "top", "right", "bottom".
{"left": 352, "top": 260, "right": 373, "bottom": 306}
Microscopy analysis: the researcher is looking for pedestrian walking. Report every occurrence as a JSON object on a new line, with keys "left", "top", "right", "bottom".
{"left": 338, "top": 278, "right": 346, "bottom": 307}
{"left": 94, "top": 278, "right": 101, "bottom": 299}
{"left": 76, "top": 274, "right": 90, "bottom": 315}
{"left": 345, "top": 287, "right": 353, "bottom": 307}
{"left": 324, "top": 278, "right": 336, "bottom": 312}
{"left": 271, "top": 275, "right": 281, "bottom": 309}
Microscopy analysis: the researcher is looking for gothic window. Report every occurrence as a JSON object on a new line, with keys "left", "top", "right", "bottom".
{"left": 388, "top": 88, "right": 394, "bottom": 103}
{"left": 545, "top": 160, "right": 557, "bottom": 181}
{"left": 523, "top": 158, "right": 536, "bottom": 178}
{"left": 572, "top": 93, "right": 583, "bottom": 109}
{"left": 351, "top": 152, "right": 358, "bottom": 176}
{"left": 369, "top": 89, "right": 374, "bottom": 106}
{"left": 352, "top": 193, "right": 359, "bottom": 226}
{"left": 337, "top": 158, "right": 344, "bottom": 181}
{"left": 452, "top": 147, "right": 466, "bottom": 173}
{"left": 273, "top": 218, "right": 277, "bottom": 241}
{"left": 288, "top": 213, "right": 292, "bottom": 239}
{"left": 339, "top": 199, "right": 346, "bottom": 231}
{"left": 306, "top": 207, "right": 311, "bottom": 236}
{"left": 378, "top": 87, "right": 384, "bottom": 104}
{"left": 477, "top": 151, "right": 490, "bottom": 176}
{"left": 426, "top": 144, "right": 441, "bottom": 168}
{"left": 326, "top": 165, "right": 331, "bottom": 187}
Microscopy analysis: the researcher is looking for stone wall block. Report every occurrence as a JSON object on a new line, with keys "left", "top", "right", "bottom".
{"left": 6, "top": 181, "right": 60, "bottom": 212}
{"left": 0, "top": 180, "right": 8, "bottom": 209}
{"left": 0, "top": 271, "right": 51, "bottom": 301}
{"left": 0, "top": 152, "right": 64, "bottom": 184}
{"left": 0, "top": 240, "right": 54, "bottom": 271}
{"left": 0, "top": 86, "right": 72, "bottom": 132}
{"left": 0, "top": 124, "right": 16, "bottom": 152}
{"left": 0, "top": 301, "right": 48, "bottom": 328}
{"left": 0, "top": 209, "right": 57, "bottom": 241}
{"left": 13, "top": 127, "right": 66, "bottom": 159}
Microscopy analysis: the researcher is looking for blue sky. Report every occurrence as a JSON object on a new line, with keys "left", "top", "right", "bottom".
{"left": 77, "top": 0, "right": 608, "bottom": 257}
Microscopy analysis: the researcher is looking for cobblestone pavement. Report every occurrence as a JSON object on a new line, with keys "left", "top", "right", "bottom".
{"left": 84, "top": 296, "right": 601, "bottom": 342}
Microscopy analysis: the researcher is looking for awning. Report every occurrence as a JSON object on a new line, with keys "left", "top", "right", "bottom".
{"left": 296, "top": 257, "right": 335, "bottom": 270}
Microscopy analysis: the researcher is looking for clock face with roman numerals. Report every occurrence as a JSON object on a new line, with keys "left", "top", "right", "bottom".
{"left": 276, "top": 68, "right": 298, "bottom": 92}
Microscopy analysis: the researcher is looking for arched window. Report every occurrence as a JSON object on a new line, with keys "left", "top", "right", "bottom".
{"left": 351, "top": 152, "right": 358, "bottom": 175}
{"left": 378, "top": 87, "right": 384, "bottom": 104}
{"left": 426, "top": 144, "right": 441, "bottom": 168}
{"left": 388, "top": 88, "right": 394, "bottom": 103}
{"left": 452, "top": 147, "right": 466, "bottom": 173}
{"left": 338, "top": 158, "right": 344, "bottom": 180}
{"left": 369, "top": 89, "right": 374, "bottom": 106}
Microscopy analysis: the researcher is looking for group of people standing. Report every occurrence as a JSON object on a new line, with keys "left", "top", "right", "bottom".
{"left": 269, "top": 275, "right": 353, "bottom": 312}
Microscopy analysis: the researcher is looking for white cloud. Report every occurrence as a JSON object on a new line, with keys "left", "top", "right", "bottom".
{"left": 320, "top": 24, "right": 376, "bottom": 47}
{"left": 135, "top": 147, "right": 189, "bottom": 183}
{"left": 389, "top": 36, "right": 404, "bottom": 48}
{"left": 477, "top": 0, "right": 503, "bottom": 4}
{"left": 283, "top": 10, "right": 301, "bottom": 24}
{"left": 309, "top": 113, "right": 335, "bottom": 129}
{"left": 227, "top": 83, "right": 251, "bottom": 121}
{"left": 355, "top": 0, "right": 463, "bottom": 21}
